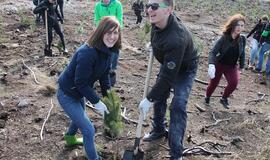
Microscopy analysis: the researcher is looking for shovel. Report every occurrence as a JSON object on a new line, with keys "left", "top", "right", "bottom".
{"left": 123, "top": 45, "right": 154, "bottom": 160}
{"left": 44, "top": 9, "right": 52, "bottom": 56}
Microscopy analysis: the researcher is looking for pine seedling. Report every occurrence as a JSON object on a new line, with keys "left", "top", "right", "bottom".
{"left": 102, "top": 90, "right": 124, "bottom": 138}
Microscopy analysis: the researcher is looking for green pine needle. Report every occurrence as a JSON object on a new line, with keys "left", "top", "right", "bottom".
{"left": 102, "top": 90, "right": 124, "bottom": 138}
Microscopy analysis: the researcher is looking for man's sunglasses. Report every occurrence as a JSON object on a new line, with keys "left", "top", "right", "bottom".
{"left": 145, "top": 2, "right": 168, "bottom": 11}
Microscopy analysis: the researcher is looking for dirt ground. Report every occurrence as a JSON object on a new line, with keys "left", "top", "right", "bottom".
{"left": 0, "top": 0, "right": 270, "bottom": 160}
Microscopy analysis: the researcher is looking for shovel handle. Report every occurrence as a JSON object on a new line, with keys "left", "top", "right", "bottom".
{"left": 134, "top": 45, "right": 154, "bottom": 154}
{"left": 143, "top": 47, "right": 154, "bottom": 98}
{"left": 45, "top": 10, "right": 49, "bottom": 46}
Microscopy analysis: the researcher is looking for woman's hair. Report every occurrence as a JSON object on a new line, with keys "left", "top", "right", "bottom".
{"left": 222, "top": 14, "right": 245, "bottom": 35}
{"left": 87, "top": 16, "right": 121, "bottom": 50}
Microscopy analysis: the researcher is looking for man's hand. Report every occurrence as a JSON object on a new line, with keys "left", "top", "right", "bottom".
{"left": 94, "top": 100, "right": 109, "bottom": 118}
{"left": 208, "top": 64, "right": 216, "bottom": 79}
{"left": 138, "top": 98, "right": 153, "bottom": 120}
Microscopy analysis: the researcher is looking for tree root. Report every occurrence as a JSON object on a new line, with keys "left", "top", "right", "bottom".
{"left": 22, "top": 59, "right": 40, "bottom": 85}
{"left": 40, "top": 99, "right": 54, "bottom": 140}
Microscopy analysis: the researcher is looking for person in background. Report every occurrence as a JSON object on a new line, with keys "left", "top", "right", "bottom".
{"left": 94, "top": 0, "right": 123, "bottom": 87}
{"left": 57, "top": 0, "right": 64, "bottom": 20}
{"left": 33, "top": 0, "right": 67, "bottom": 56}
{"left": 138, "top": 0, "right": 198, "bottom": 159}
{"left": 255, "top": 22, "right": 270, "bottom": 72}
{"left": 57, "top": 16, "right": 121, "bottom": 160}
{"left": 255, "top": 21, "right": 270, "bottom": 77}
{"left": 205, "top": 14, "right": 246, "bottom": 109}
{"left": 132, "top": 0, "right": 144, "bottom": 24}
{"left": 33, "top": 0, "right": 43, "bottom": 23}
{"left": 246, "top": 15, "right": 268, "bottom": 70}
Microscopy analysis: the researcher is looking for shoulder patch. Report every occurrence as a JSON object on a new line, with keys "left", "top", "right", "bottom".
{"left": 167, "top": 61, "right": 176, "bottom": 70}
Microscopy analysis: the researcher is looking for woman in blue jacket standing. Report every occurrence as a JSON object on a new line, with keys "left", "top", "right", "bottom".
{"left": 57, "top": 16, "right": 121, "bottom": 160}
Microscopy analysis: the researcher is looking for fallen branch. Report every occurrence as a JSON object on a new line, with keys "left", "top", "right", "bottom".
{"left": 22, "top": 59, "right": 40, "bottom": 85}
{"left": 158, "top": 144, "right": 170, "bottom": 150}
{"left": 245, "top": 93, "right": 266, "bottom": 105}
{"left": 257, "top": 92, "right": 269, "bottom": 97}
{"left": 195, "top": 78, "right": 226, "bottom": 88}
{"left": 132, "top": 73, "right": 145, "bottom": 78}
{"left": 183, "top": 146, "right": 231, "bottom": 156}
{"left": 121, "top": 107, "right": 149, "bottom": 127}
{"left": 95, "top": 132, "right": 103, "bottom": 138}
{"left": 197, "top": 140, "right": 227, "bottom": 152}
{"left": 45, "top": 59, "right": 59, "bottom": 70}
{"left": 191, "top": 93, "right": 223, "bottom": 97}
{"left": 197, "top": 140, "right": 227, "bottom": 148}
{"left": 40, "top": 99, "right": 54, "bottom": 140}
{"left": 163, "top": 140, "right": 231, "bottom": 158}
{"left": 212, "top": 30, "right": 220, "bottom": 36}
{"left": 187, "top": 110, "right": 194, "bottom": 113}
{"left": 205, "top": 112, "right": 231, "bottom": 128}
{"left": 194, "top": 103, "right": 206, "bottom": 112}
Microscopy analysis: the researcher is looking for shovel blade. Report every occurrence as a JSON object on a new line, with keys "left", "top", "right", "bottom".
{"left": 44, "top": 47, "right": 53, "bottom": 57}
{"left": 123, "top": 150, "right": 144, "bottom": 160}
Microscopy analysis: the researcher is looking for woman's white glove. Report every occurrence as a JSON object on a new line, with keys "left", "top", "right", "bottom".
{"left": 94, "top": 100, "right": 109, "bottom": 118}
{"left": 208, "top": 64, "right": 216, "bottom": 79}
{"left": 138, "top": 98, "right": 153, "bottom": 120}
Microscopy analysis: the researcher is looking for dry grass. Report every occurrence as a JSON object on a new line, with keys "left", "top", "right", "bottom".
{"left": 37, "top": 84, "right": 56, "bottom": 97}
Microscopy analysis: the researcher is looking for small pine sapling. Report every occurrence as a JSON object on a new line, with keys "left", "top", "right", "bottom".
{"left": 102, "top": 90, "right": 124, "bottom": 138}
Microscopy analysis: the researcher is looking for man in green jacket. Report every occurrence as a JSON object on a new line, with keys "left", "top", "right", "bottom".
{"left": 94, "top": 0, "right": 123, "bottom": 87}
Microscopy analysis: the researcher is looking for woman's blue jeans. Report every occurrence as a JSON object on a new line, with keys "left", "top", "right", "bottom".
{"left": 57, "top": 88, "right": 99, "bottom": 160}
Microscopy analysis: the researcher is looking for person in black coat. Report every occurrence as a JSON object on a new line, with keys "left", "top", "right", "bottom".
{"left": 57, "top": 0, "right": 64, "bottom": 20}
{"left": 33, "top": 0, "right": 67, "bottom": 56}
{"left": 132, "top": 0, "right": 144, "bottom": 24}
{"left": 33, "top": 0, "right": 43, "bottom": 23}
{"left": 246, "top": 15, "right": 268, "bottom": 69}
